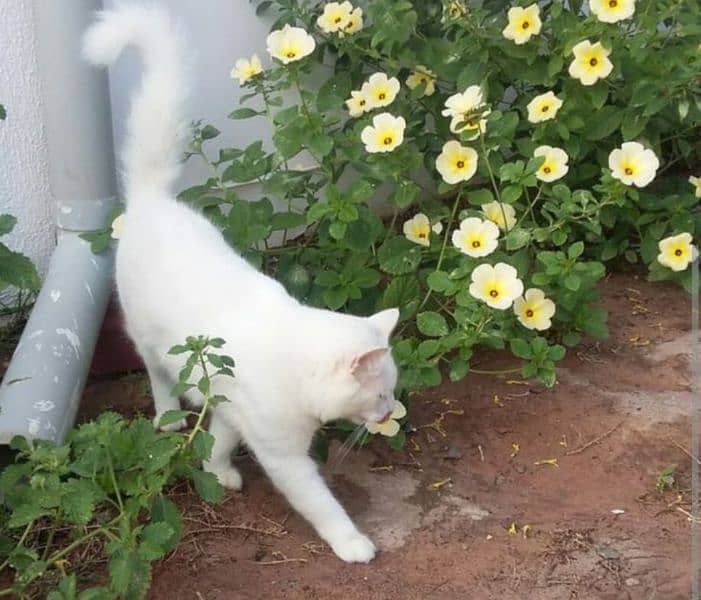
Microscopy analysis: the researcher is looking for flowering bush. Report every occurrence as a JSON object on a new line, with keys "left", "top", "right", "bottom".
{"left": 181, "top": 0, "right": 701, "bottom": 443}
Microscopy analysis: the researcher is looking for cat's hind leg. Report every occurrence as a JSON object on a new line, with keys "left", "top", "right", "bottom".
{"left": 203, "top": 413, "right": 243, "bottom": 491}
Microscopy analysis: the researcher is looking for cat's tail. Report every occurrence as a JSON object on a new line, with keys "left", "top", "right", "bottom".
{"left": 82, "top": 4, "right": 189, "bottom": 199}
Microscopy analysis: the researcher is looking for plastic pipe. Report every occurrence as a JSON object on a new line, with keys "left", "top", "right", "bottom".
{"left": 0, "top": 0, "right": 117, "bottom": 443}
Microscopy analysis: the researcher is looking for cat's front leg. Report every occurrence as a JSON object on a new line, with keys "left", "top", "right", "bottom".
{"left": 252, "top": 448, "right": 375, "bottom": 563}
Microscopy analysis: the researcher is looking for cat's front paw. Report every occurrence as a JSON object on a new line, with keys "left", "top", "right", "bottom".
{"left": 330, "top": 532, "right": 376, "bottom": 563}
{"left": 206, "top": 465, "right": 243, "bottom": 491}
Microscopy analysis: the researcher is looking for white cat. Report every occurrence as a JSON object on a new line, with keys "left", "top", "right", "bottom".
{"left": 83, "top": 5, "right": 399, "bottom": 563}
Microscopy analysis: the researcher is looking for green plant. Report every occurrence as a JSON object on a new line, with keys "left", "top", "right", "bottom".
{"left": 0, "top": 105, "right": 40, "bottom": 297}
{"left": 655, "top": 463, "right": 678, "bottom": 492}
{"left": 177, "top": 0, "right": 700, "bottom": 447}
{"left": 0, "top": 336, "right": 233, "bottom": 599}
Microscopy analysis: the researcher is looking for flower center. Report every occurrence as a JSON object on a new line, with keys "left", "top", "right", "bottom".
{"left": 589, "top": 57, "right": 598, "bottom": 67}
{"left": 418, "top": 232, "right": 427, "bottom": 239}
{"left": 456, "top": 160, "right": 465, "bottom": 169}
{"left": 541, "top": 105, "right": 549, "bottom": 112}
{"left": 521, "top": 20, "right": 530, "bottom": 30}
{"left": 543, "top": 166, "right": 552, "bottom": 174}
{"left": 334, "top": 16, "right": 342, "bottom": 23}
{"left": 526, "top": 309, "right": 534, "bottom": 318}
{"left": 286, "top": 51, "right": 297, "bottom": 59}
{"left": 609, "top": 0, "right": 618, "bottom": 6}
{"left": 624, "top": 167, "right": 633, "bottom": 175}
{"left": 359, "top": 99, "right": 366, "bottom": 106}
{"left": 489, "top": 289, "right": 499, "bottom": 298}
{"left": 383, "top": 136, "right": 393, "bottom": 145}
{"left": 675, "top": 248, "right": 683, "bottom": 256}
{"left": 378, "top": 92, "right": 386, "bottom": 100}
{"left": 471, "top": 240, "right": 481, "bottom": 248}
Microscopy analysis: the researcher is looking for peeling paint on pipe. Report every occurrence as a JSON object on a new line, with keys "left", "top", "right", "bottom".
{"left": 0, "top": 0, "right": 118, "bottom": 443}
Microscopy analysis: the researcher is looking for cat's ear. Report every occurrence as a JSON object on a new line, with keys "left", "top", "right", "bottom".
{"left": 350, "top": 347, "right": 388, "bottom": 379}
{"left": 368, "top": 308, "right": 399, "bottom": 338}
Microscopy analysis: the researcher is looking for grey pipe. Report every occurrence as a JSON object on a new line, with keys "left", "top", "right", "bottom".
{"left": 0, "top": 0, "right": 117, "bottom": 443}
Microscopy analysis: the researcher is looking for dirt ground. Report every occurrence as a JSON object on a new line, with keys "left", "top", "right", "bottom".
{"left": 80, "top": 272, "right": 695, "bottom": 600}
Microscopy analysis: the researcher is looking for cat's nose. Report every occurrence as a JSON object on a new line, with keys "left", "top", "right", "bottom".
{"left": 377, "top": 410, "right": 392, "bottom": 423}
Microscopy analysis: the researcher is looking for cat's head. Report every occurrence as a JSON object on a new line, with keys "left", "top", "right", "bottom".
{"left": 317, "top": 308, "right": 400, "bottom": 424}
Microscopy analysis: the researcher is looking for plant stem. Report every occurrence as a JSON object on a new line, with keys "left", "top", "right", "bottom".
{"left": 470, "top": 366, "right": 523, "bottom": 375}
{"left": 478, "top": 132, "right": 502, "bottom": 203}
{"left": 186, "top": 353, "right": 213, "bottom": 445}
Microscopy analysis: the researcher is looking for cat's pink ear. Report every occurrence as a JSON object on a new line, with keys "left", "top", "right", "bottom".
{"left": 351, "top": 347, "right": 389, "bottom": 379}
{"left": 368, "top": 308, "right": 399, "bottom": 338}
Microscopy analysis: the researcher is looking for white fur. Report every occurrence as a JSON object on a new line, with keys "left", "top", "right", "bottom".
{"left": 83, "top": 5, "right": 399, "bottom": 563}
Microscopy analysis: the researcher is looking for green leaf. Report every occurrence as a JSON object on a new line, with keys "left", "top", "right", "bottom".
{"left": 158, "top": 410, "right": 191, "bottom": 427}
{"left": 270, "top": 212, "right": 306, "bottom": 231}
{"left": 140, "top": 522, "right": 175, "bottom": 560}
{"left": 510, "top": 338, "right": 532, "bottom": 359}
{"left": 449, "top": 356, "right": 470, "bottom": 382}
{"left": 416, "top": 311, "right": 449, "bottom": 337}
{"left": 501, "top": 185, "right": 522, "bottom": 203}
{"left": 548, "top": 345, "right": 566, "bottom": 361}
{"left": 387, "top": 429, "right": 406, "bottom": 451}
{"left": 582, "top": 106, "right": 622, "bottom": 141}
{"left": 391, "top": 181, "right": 421, "bottom": 208}
{"left": 61, "top": 479, "right": 102, "bottom": 526}
{"left": 108, "top": 547, "right": 151, "bottom": 599}
{"left": 0, "top": 244, "right": 40, "bottom": 291}
{"left": 307, "top": 135, "right": 334, "bottom": 159}
{"left": 228, "top": 108, "right": 261, "bottom": 120}
{"left": 378, "top": 236, "right": 422, "bottom": 275}
{"left": 316, "top": 72, "right": 352, "bottom": 112}
{"left": 192, "top": 430, "right": 215, "bottom": 461}
{"left": 505, "top": 228, "right": 531, "bottom": 251}
{"left": 191, "top": 469, "right": 225, "bottom": 503}
{"left": 564, "top": 274, "right": 581, "bottom": 291}
{"left": 150, "top": 496, "right": 182, "bottom": 553}
{"left": 379, "top": 275, "right": 419, "bottom": 318}
{"left": 0, "top": 214, "right": 17, "bottom": 236}
{"left": 426, "top": 271, "right": 453, "bottom": 293}
{"left": 200, "top": 125, "right": 220, "bottom": 140}
{"left": 568, "top": 241, "right": 584, "bottom": 259}
{"left": 47, "top": 575, "right": 77, "bottom": 600}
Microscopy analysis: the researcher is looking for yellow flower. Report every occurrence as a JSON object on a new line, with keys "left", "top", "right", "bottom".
{"left": 230, "top": 54, "right": 263, "bottom": 85}
{"left": 451, "top": 217, "right": 500, "bottom": 258}
{"left": 266, "top": 24, "right": 316, "bottom": 65}
{"left": 361, "top": 72, "right": 400, "bottom": 109}
{"left": 657, "top": 233, "right": 698, "bottom": 272}
{"left": 481, "top": 201, "right": 517, "bottom": 231}
{"left": 406, "top": 66, "right": 436, "bottom": 97}
{"left": 534, "top": 145, "right": 569, "bottom": 182}
{"left": 342, "top": 7, "right": 363, "bottom": 34}
{"left": 589, "top": 0, "right": 636, "bottom": 23}
{"left": 690, "top": 175, "right": 701, "bottom": 198}
{"left": 608, "top": 141, "right": 659, "bottom": 188}
{"left": 403, "top": 213, "right": 432, "bottom": 247}
{"left": 360, "top": 112, "right": 406, "bottom": 153}
{"left": 568, "top": 40, "right": 613, "bottom": 86}
{"left": 526, "top": 91, "right": 563, "bottom": 124}
{"left": 366, "top": 400, "right": 406, "bottom": 437}
{"left": 345, "top": 90, "right": 368, "bottom": 117}
{"left": 444, "top": 1, "right": 467, "bottom": 19}
{"left": 110, "top": 214, "right": 125, "bottom": 240}
{"left": 442, "top": 85, "right": 489, "bottom": 139}
{"left": 435, "top": 141, "right": 479, "bottom": 184}
{"left": 469, "top": 263, "right": 524, "bottom": 310}
{"left": 502, "top": 4, "right": 542, "bottom": 45}
{"left": 514, "top": 288, "right": 556, "bottom": 330}
{"left": 316, "top": 1, "right": 353, "bottom": 33}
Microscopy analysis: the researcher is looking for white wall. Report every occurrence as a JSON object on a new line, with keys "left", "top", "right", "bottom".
{"left": 105, "top": 0, "right": 287, "bottom": 192}
{"left": 0, "top": 0, "right": 288, "bottom": 291}
{"left": 0, "top": 0, "right": 55, "bottom": 280}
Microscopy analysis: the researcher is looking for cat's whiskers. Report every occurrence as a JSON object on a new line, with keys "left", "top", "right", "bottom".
{"left": 329, "top": 423, "right": 367, "bottom": 471}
